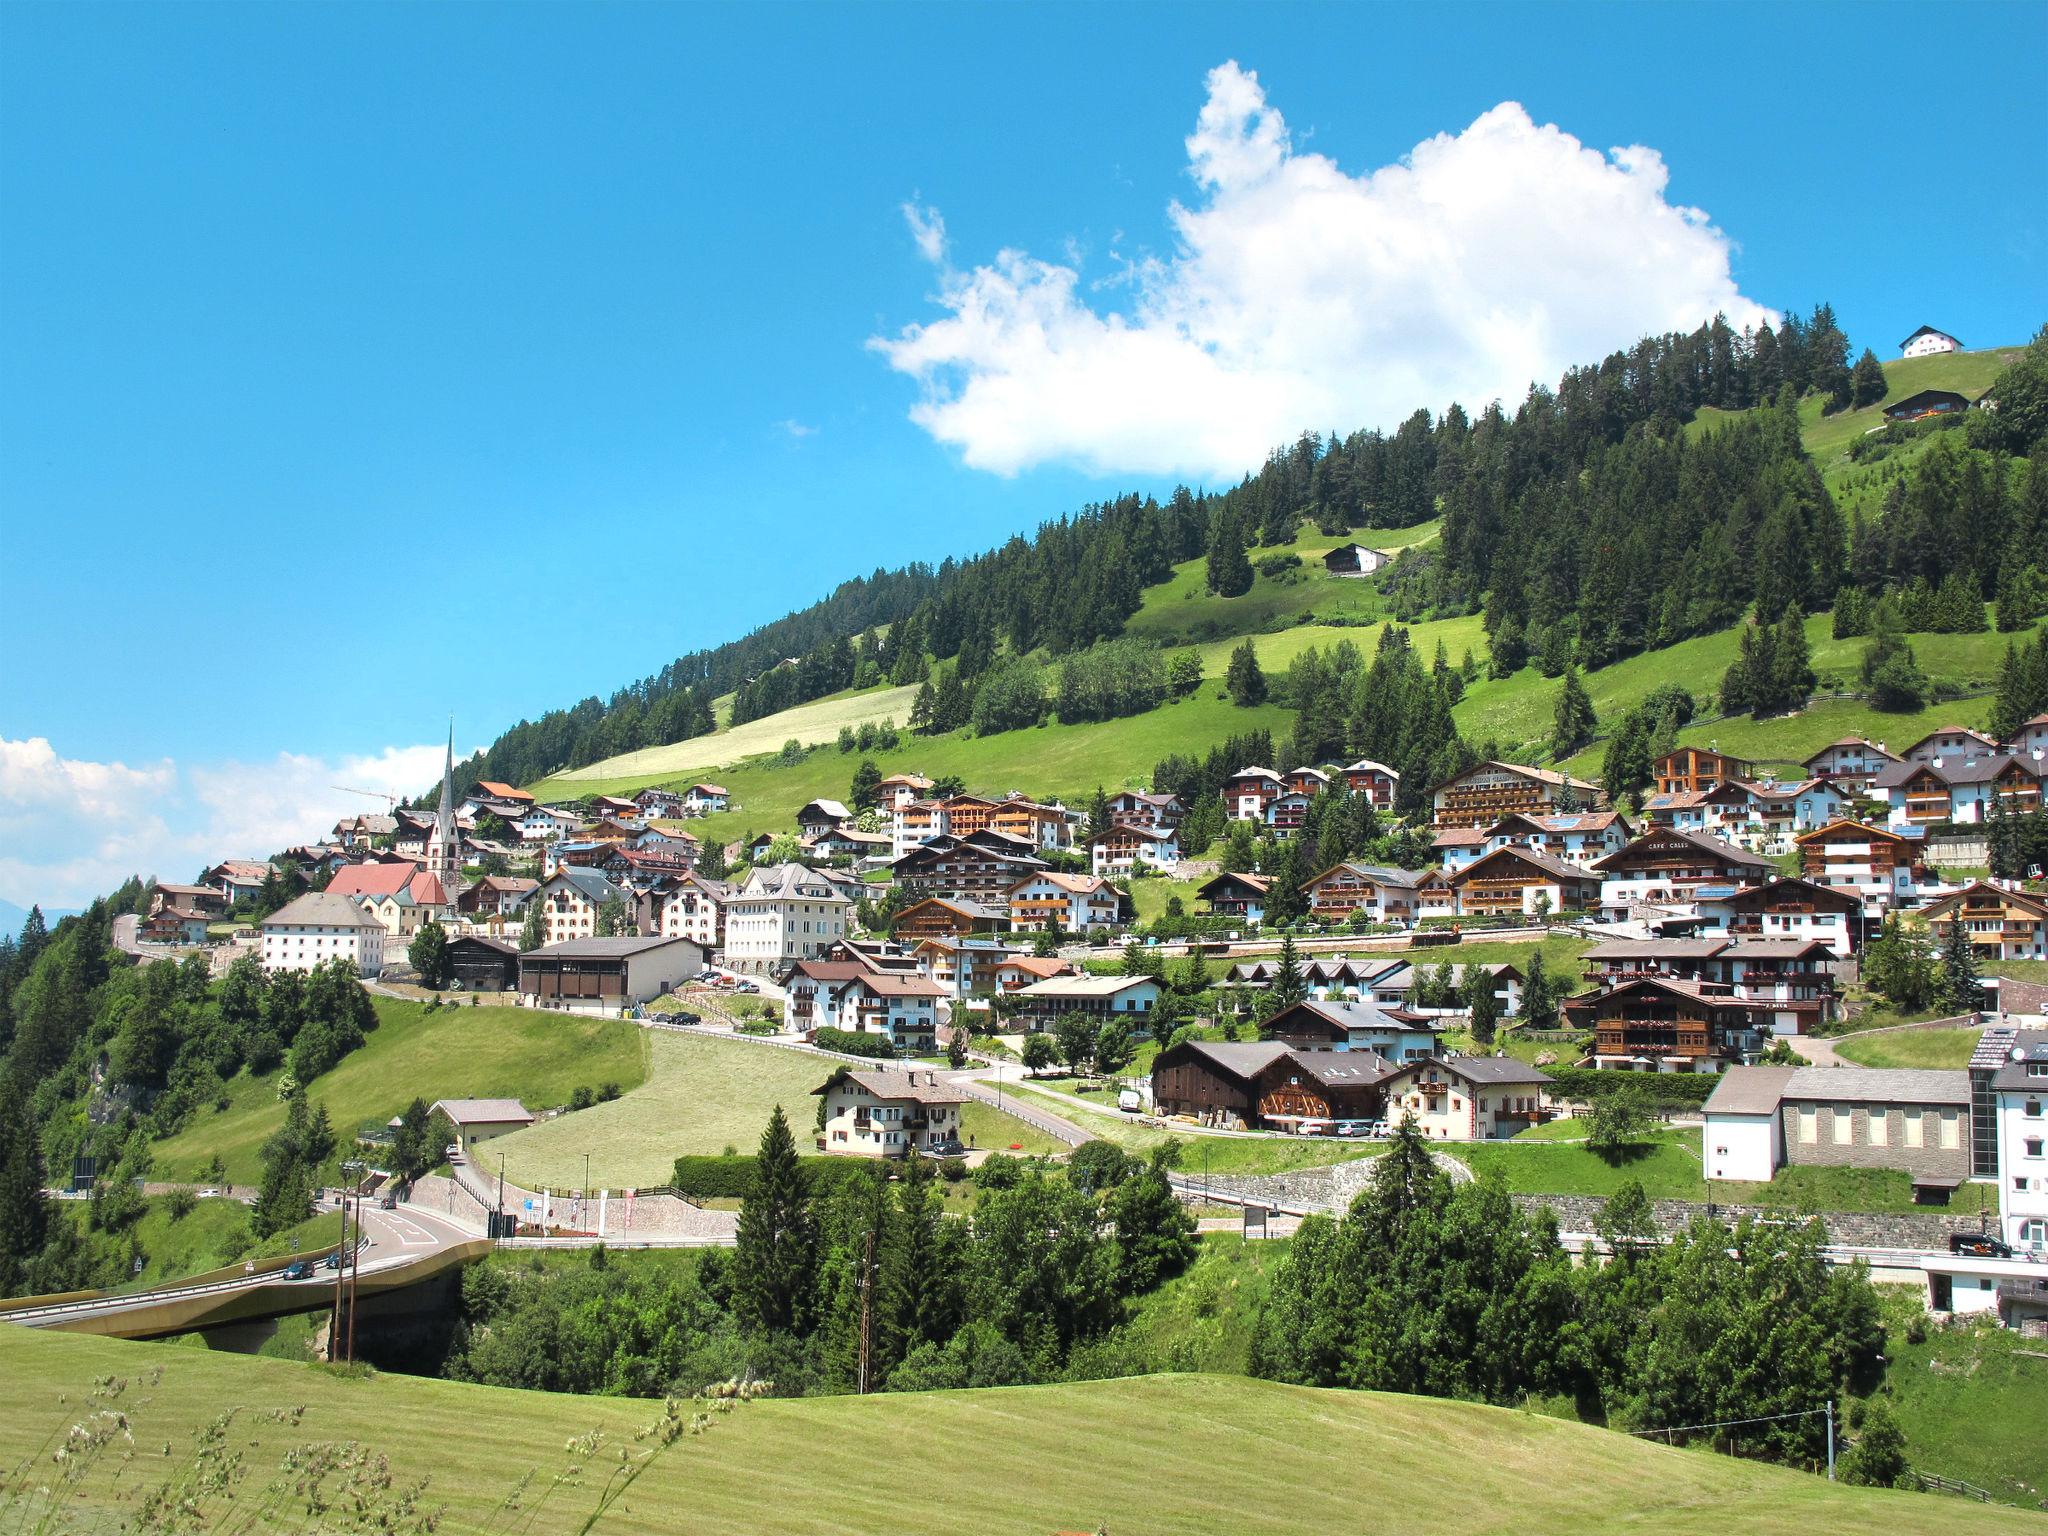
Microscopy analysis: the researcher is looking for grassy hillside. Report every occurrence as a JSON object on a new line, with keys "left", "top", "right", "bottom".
{"left": 153, "top": 998, "right": 650, "bottom": 1185}
{"left": 540, "top": 682, "right": 920, "bottom": 792}
{"left": 0, "top": 1329, "right": 2019, "bottom": 1535}
{"left": 1835, "top": 1026, "right": 1985, "bottom": 1071}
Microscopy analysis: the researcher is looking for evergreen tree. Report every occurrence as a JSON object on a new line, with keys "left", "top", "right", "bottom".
{"left": 1939, "top": 909, "right": 1982, "bottom": 1012}
{"left": 1551, "top": 665, "right": 1596, "bottom": 757}
{"left": 1840, "top": 1397, "right": 1910, "bottom": 1488}
{"left": 1106, "top": 1155, "right": 1197, "bottom": 1293}
{"left": 1768, "top": 606, "right": 1816, "bottom": 712}
{"left": 881, "top": 1154, "right": 957, "bottom": 1364}
{"left": 1848, "top": 348, "right": 1888, "bottom": 409}
{"left": 1225, "top": 638, "right": 1267, "bottom": 707}
{"left": 1270, "top": 933, "right": 1305, "bottom": 1015}
{"left": 1864, "top": 914, "right": 1940, "bottom": 1012}
{"left": 733, "top": 1105, "right": 816, "bottom": 1335}
{"left": 849, "top": 758, "right": 883, "bottom": 812}
{"left": 1464, "top": 965, "right": 1501, "bottom": 1047}
{"left": 0, "top": 1077, "right": 51, "bottom": 1297}
{"left": 596, "top": 894, "right": 632, "bottom": 938}
{"left": 518, "top": 895, "right": 546, "bottom": 952}
{"left": 1205, "top": 506, "right": 1252, "bottom": 598}
{"left": 1863, "top": 624, "right": 1931, "bottom": 713}
{"left": 1521, "top": 950, "right": 1558, "bottom": 1029}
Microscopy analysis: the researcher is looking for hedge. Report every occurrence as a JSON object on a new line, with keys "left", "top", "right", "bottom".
{"left": 668, "top": 1154, "right": 881, "bottom": 1202}
{"left": 1540, "top": 1065, "right": 1717, "bottom": 1110}
{"left": 814, "top": 1027, "right": 897, "bottom": 1059}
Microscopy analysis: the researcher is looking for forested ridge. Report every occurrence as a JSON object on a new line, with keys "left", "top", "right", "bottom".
{"left": 449, "top": 311, "right": 2045, "bottom": 798}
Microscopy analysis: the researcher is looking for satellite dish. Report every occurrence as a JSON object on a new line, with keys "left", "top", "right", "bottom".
{"left": 2015, "top": 1047, "right": 2028, "bottom": 1064}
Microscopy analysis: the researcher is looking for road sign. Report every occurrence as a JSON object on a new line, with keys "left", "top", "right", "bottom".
{"left": 1243, "top": 1204, "right": 1269, "bottom": 1240}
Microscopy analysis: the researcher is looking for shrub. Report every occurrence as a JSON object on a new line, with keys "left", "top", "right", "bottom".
{"left": 598, "top": 1082, "right": 621, "bottom": 1102}
{"left": 938, "top": 1157, "right": 968, "bottom": 1183}
{"left": 668, "top": 1153, "right": 876, "bottom": 1202}
{"left": 569, "top": 1085, "right": 596, "bottom": 1111}
{"left": 163, "top": 1187, "right": 197, "bottom": 1222}
{"left": 814, "top": 1027, "right": 897, "bottom": 1060}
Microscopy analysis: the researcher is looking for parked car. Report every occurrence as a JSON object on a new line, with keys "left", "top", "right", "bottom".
{"left": 734, "top": 981, "right": 760, "bottom": 994}
{"left": 1950, "top": 1232, "right": 2014, "bottom": 1259}
{"left": 280, "top": 1260, "right": 313, "bottom": 1281}
{"left": 670, "top": 1010, "right": 701, "bottom": 1025}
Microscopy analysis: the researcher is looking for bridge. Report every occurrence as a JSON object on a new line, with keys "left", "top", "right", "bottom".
{"left": 0, "top": 1202, "right": 484, "bottom": 1342}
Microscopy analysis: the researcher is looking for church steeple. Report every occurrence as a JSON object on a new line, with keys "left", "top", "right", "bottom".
{"left": 425, "top": 720, "right": 460, "bottom": 901}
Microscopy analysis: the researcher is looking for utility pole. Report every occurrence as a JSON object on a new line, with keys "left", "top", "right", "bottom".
{"left": 497, "top": 1150, "right": 506, "bottom": 1241}
{"left": 1825, "top": 1399, "right": 1835, "bottom": 1481}
{"left": 856, "top": 1226, "right": 876, "bottom": 1395}
{"left": 328, "top": 1182, "right": 349, "bottom": 1360}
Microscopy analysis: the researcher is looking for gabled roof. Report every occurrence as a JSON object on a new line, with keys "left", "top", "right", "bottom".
{"left": 474, "top": 781, "right": 534, "bottom": 803}
{"left": 799, "top": 798, "right": 853, "bottom": 821}
{"left": 735, "top": 862, "right": 851, "bottom": 902}
{"left": 1592, "top": 827, "right": 1774, "bottom": 873}
{"left": 527, "top": 935, "right": 697, "bottom": 958}
{"left": 1703, "top": 1066, "right": 1799, "bottom": 1116}
{"left": 327, "top": 861, "right": 418, "bottom": 898}
{"left": 542, "top": 865, "right": 629, "bottom": 906}
{"left": 1196, "top": 870, "right": 1272, "bottom": 895}
{"left": 430, "top": 1097, "right": 534, "bottom": 1125}
{"left": 1389, "top": 1055, "right": 1551, "bottom": 1087}
{"left": 263, "top": 892, "right": 381, "bottom": 930}
{"left": 1302, "top": 861, "right": 1422, "bottom": 890}
{"left": 1014, "top": 974, "right": 1159, "bottom": 999}
{"left": 1919, "top": 881, "right": 2048, "bottom": 922}
{"left": 813, "top": 1067, "right": 966, "bottom": 1105}
{"left": 1795, "top": 818, "right": 1910, "bottom": 847}
{"left": 1264, "top": 999, "right": 1438, "bottom": 1036}
{"left": 1430, "top": 760, "right": 1601, "bottom": 796}
{"left": 1900, "top": 325, "right": 1959, "bottom": 347}
{"left": 1803, "top": 737, "right": 1898, "bottom": 768}
{"left": 1447, "top": 844, "right": 1599, "bottom": 885}
{"left": 1710, "top": 875, "right": 1863, "bottom": 914}
{"left": 1875, "top": 752, "right": 2041, "bottom": 790}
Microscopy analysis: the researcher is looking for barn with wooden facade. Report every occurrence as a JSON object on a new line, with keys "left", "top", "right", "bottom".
{"left": 446, "top": 935, "right": 521, "bottom": 992}
{"left": 517, "top": 935, "right": 703, "bottom": 1005}
{"left": 1149, "top": 1039, "right": 1401, "bottom": 1130}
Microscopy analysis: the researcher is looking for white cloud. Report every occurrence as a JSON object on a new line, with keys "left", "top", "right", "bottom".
{"left": 777, "top": 418, "right": 819, "bottom": 439}
{"left": 873, "top": 61, "right": 1774, "bottom": 480}
{"left": 0, "top": 735, "right": 445, "bottom": 911}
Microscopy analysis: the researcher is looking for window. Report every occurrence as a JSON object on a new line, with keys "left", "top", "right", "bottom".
{"left": 1798, "top": 1105, "right": 1818, "bottom": 1145}
{"left": 1940, "top": 1110, "right": 1960, "bottom": 1150}
{"left": 1904, "top": 1108, "right": 1924, "bottom": 1148}
{"left": 1833, "top": 1106, "right": 1854, "bottom": 1145}
{"left": 2027, "top": 1139, "right": 2044, "bottom": 1160}
{"left": 2029, "top": 1100, "right": 2044, "bottom": 1119}
{"left": 1868, "top": 1111, "right": 1888, "bottom": 1148}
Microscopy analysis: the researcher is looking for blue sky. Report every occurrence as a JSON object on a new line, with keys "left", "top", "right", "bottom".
{"left": 1, "top": 1, "right": 2042, "bottom": 906}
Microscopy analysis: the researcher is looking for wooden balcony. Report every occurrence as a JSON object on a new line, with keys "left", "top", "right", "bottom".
{"left": 1595, "top": 1022, "right": 1711, "bottom": 1058}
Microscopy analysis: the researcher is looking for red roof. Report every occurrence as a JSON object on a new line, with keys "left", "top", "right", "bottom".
{"left": 327, "top": 862, "right": 417, "bottom": 898}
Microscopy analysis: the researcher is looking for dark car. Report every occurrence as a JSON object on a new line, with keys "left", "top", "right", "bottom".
{"left": 322, "top": 1252, "right": 343, "bottom": 1271}
{"left": 280, "top": 1260, "right": 313, "bottom": 1281}
{"left": 1949, "top": 1232, "right": 2013, "bottom": 1259}
{"left": 671, "top": 1010, "right": 701, "bottom": 1025}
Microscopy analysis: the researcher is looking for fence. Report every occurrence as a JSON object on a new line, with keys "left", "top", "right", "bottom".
{"left": 1917, "top": 1473, "right": 1994, "bottom": 1503}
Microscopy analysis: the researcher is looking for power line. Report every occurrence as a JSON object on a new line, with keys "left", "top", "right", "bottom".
{"left": 1624, "top": 1406, "right": 1828, "bottom": 1437}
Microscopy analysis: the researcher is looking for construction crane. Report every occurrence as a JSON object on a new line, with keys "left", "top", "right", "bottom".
{"left": 331, "top": 785, "right": 400, "bottom": 810}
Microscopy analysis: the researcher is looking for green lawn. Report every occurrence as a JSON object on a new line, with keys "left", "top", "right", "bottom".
{"left": 6, "top": 1329, "right": 2012, "bottom": 1536}
{"left": 1835, "top": 1026, "right": 1985, "bottom": 1071}
{"left": 959, "top": 1100, "right": 1066, "bottom": 1158}
{"left": 486, "top": 1031, "right": 827, "bottom": 1188}
{"left": 1112, "top": 1232, "right": 1284, "bottom": 1375}
{"left": 152, "top": 998, "right": 650, "bottom": 1185}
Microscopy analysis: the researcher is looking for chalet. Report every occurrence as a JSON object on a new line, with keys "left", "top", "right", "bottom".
{"left": 893, "top": 896, "right": 1010, "bottom": 942}
{"left": 795, "top": 798, "right": 854, "bottom": 838}
{"left": 1704, "top": 1065, "right": 1971, "bottom": 1199}
{"left": 1241, "top": 956, "right": 1398, "bottom": 1002}
{"left": 150, "top": 882, "right": 225, "bottom": 919}
{"left": 602, "top": 845, "right": 698, "bottom": 890}
{"left": 431, "top": 1098, "right": 536, "bottom": 1150}
{"left": 1795, "top": 819, "right": 1919, "bottom": 916}
{"left": 1150, "top": 1040, "right": 1399, "bottom": 1131}
{"left": 514, "top": 804, "right": 581, "bottom": 843}
{"left": 991, "top": 796, "right": 1071, "bottom": 851}
{"left": 1381, "top": 1057, "right": 1554, "bottom": 1140}
{"left": 804, "top": 824, "right": 893, "bottom": 863}
{"left": 890, "top": 799, "right": 948, "bottom": 860}
{"left": 640, "top": 873, "right": 733, "bottom": 950}
{"left": 912, "top": 936, "right": 1015, "bottom": 998}
{"left": 259, "top": 892, "right": 386, "bottom": 977}
{"left": 1104, "top": 790, "right": 1183, "bottom": 832}
{"left": 1431, "top": 825, "right": 1487, "bottom": 873}
{"left": 1653, "top": 748, "right": 1754, "bottom": 795}
{"left": 1263, "top": 792, "right": 1317, "bottom": 839}
{"left": 1447, "top": 845, "right": 1600, "bottom": 918}
{"left": 1260, "top": 1000, "right": 1442, "bottom": 1063}
{"left": 873, "top": 773, "right": 934, "bottom": 813}
{"left": 892, "top": 834, "right": 1048, "bottom": 903}
{"left": 1883, "top": 387, "right": 1971, "bottom": 421}
{"left": 1583, "top": 936, "right": 1844, "bottom": 1034}
{"left": 994, "top": 953, "right": 1073, "bottom": 991}
{"left": 1803, "top": 737, "right": 1900, "bottom": 796}
{"left": 1430, "top": 761, "right": 1602, "bottom": 830}
{"left": 445, "top": 934, "right": 521, "bottom": 992}
{"left": 331, "top": 813, "right": 397, "bottom": 850}
{"left": 1284, "top": 766, "right": 1332, "bottom": 799}
{"left": 1921, "top": 882, "right": 2048, "bottom": 962}
{"left": 1009, "top": 973, "right": 1160, "bottom": 1030}
{"left": 1899, "top": 325, "right": 1961, "bottom": 359}
{"left": 1416, "top": 867, "right": 1457, "bottom": 918}
{"left": 1696, "top": 875, "right": 1865, "bottom": 957}
{"left": 787, "top": 960, "right": 868, "bottom": 1031}
{"left": 388, "top": 809, "right": 436, "bottom": 857}
{"left": 1640, "top": 790, "right": 1710, "bottom": 833}
{"left": 1300, "top": 862, "right": 1423, "bottom": 925}
{"left": 1481, "top": 810, "right": 1633, "bottom": 864}
{"left": 1875, "top": 752, "right": 2043, "bottom": 827}
{"left": 526, "top": 867, "right": 628, "bottom": 945}
{"left": 207, "top": 860, "right": 273, "bottom": 907}
{"left": 1365, "top": 961, "right": 1525, "bottom": 1018}
{"left": 831, "top": 972, "right": 945, "bottom": 1052}
{"left": 139, "top": 907, "right": 212, "bottom": 945}
{"left": 632, "top": 825, "right": 701, "bottom": 856}
{"left": 457, "top": 874, "right": 537, "bottom": 919}
{"left": 813, "top": 1067, "right": 964, "bottom": 1158}
{"left": 2014, "top": 713, "right": 2048, "bottom": 759}
{"left": 632, "top": 787, "right": 690, "bottom": 820}
{"left": 1007, "top": 871, "right": 1122, "bottom": 933}
{"left": 1902, "top": 726, "right": 2001, "bottom": 765}
{"left": 1222, "top": 766, "right": 1286, "bottom": 822}
{"left": 1323, "top": 544, "right": 1391, "bottom": 576}
{"left": 682, "top": 783, "right": 730, "bottom": 815}
{"left": 1089, "top": 821, "right": 1179, "bottom": 876}
{"left": 579, "top": 817, "right": 642, "bottom": 846}
{"left": 466, "top": 780, "right": 535, "bottom": 810}
{"left": 1339, "top": 758, "right": 1400, "bottom": 807}
{"left": 1564, "top": 976, "right": 1765, "bottom": 1072}
{"left": 933, "top": 794, "right": 1002, "bottom": 837}
{"left": 1593, "top": 827, "right": 1775, "bottom": 917}
{"left": 518, "top": 934, "right": 704, "bottom": 1005}
{"left": 590, "top": 794, "right": 640, "bottom": 820}
{"left": 1196, "top": 870, "right": 1271, "bottom": 924}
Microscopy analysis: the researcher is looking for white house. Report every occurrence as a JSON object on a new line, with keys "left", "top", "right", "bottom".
{"left": 1899, "top": 325, "right": 1961, "bottom": 359}
{"left": 430, "top": 1098, "right": 535, "bottom": 1151}
{"left": 722, "top": 863, "right": 851, "bottom": 975}
{"left": 260, "top": 892, "right": 386, "bottom": 977}
{"left": 1010, "top": 973, "right": 1161, "bottom": 1028}
{"left": 1007, "top": 871, "right": 1122, "bottom": 933}
{"left": 1702, "top": 1066, "right": 1795, "bottom": 1182}
{"left": 1089, "top": 822, "right": 1180, "bottom": 876}
{"left": 1379, "top": 1056, "right": 1554, "bottom": 1141}
{"left": 1986, "top": 1029, "right": 2048, "bottom": 1254}
{"left": 532, "top": 866, "right": 631, "bottom": 945}
{"left": 812, "top": 1067, "right": 965, "bottom": 1158}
